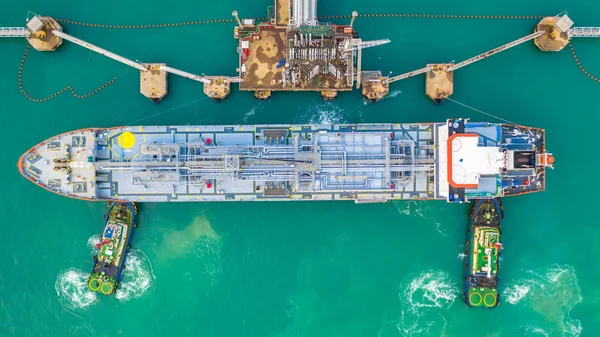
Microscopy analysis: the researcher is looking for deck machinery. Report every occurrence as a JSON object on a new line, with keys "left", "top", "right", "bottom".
{"left": 234, "top": 0, "right": 389, "bottom": 100}
{"left": 19, "top": 119, "right": 554, "bottom": 203}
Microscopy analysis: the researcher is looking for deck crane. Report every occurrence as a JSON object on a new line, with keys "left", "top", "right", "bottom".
{"left": 341, "top": 39, "right": 391, "bottom": 54}
{"left": 341, "top": 39, "right": 390, "bottom": 89}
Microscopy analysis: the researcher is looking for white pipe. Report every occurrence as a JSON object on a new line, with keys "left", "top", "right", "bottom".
{"left": 52, "top": 30, "right": 147, "bottom": 71}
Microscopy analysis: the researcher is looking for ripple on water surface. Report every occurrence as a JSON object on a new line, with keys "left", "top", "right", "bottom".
{"left": 294, "top": 101, "right": 347, "bottom": 125}
{"left": 157, "top": 215, "right": 223, "bottom": 286}
{"left": 502, "top": 264, "right": 583, "bottom": 337}
{"left": 56, "top": 249, "right": 155, "bottom": 311}
{"left": 379, "top": 269, "right": 460, "bottom": 337}
{"left": 55, "top": 268, "right": 98, "bottom": 311}
{"left": 115, "top": 250, "right": 156, "bottom": 301}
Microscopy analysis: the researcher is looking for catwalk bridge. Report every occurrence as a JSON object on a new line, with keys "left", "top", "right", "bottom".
{"left": 1, "top": 6, "right": 598, "bottom": 103}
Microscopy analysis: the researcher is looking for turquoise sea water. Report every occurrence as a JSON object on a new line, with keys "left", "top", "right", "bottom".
{"left": 1, "top": 1, "right": 600, "bottom": 336}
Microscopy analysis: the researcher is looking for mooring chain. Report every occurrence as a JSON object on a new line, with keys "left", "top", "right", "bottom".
{"left": 321, "top": 13, "right": 545, "bottom": 20}
{"left": 55, "top": 18, "right": 268, "bottom": 29}
{"left": 569, "top": 43, "right": 600, "bottom": 83}
{"left": 56, "top": 13, "right": 543, "bottom": 29}
{"left": 25, "top": 13, "right": 554, "bottom": 103}
{"left": 19, "top": 45, "right": 118, "bottom": 102}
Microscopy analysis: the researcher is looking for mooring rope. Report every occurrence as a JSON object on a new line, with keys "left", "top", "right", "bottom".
{"left": 125, "top": 96, "right": 210, "bottom": 125}
{"left": 444, "top": 96, "right": 517, "bottom": 124}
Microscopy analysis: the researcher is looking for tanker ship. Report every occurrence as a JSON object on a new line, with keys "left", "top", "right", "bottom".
{"left": 18, "top": 118, "right": 554, "bottom": 203}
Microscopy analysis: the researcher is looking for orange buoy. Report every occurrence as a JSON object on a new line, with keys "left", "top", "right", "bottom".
{"left": 541, "top": 154, "right": 555, "bottom": 166}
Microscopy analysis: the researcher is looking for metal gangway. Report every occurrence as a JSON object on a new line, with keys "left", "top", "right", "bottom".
{"left": 0, "top": 27, "right": 30, "bottom": 37}
{"left": 52, "top": 30, "right": 148, "bottom": 71}
{"left": 446, "top": 31, "right": 545, "bottom": 72}
{"left": 159, "top": 65, "right": 211, "bottom": 84}
{"left": 386, "top": 66, "right": 433, "bottom": 84}
{"left": 569, "top": 27, "right": 600, "bottom": 37}
{"left": 159, "top": 65, "right": 242, "bottom": 84}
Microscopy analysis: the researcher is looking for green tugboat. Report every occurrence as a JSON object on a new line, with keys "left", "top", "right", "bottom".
{"left": 464, "top": 199, "right": 503, "bottom": 308}
{"left": 88, "top": 202, "right": 137, "bottom": 295}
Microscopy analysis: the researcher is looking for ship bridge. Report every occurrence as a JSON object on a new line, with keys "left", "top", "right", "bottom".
{"left": 437, "top": 119, "right": 553, "bottom": 203}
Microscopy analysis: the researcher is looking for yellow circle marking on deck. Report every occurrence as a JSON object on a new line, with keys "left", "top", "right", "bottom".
{"left": 101, "top": 282, "right": 114, "bottom": 295}
{"left": 484, "top": 293, "right": 496, "bottom": 307}
{"left": 118, "top": 132, "right": 136, "bottom": 149}
{"left": 469, "top": 292, "right": 482, "bottom": 306}
{"left": 88, "top": 278, "right": 101, "bottom": 291}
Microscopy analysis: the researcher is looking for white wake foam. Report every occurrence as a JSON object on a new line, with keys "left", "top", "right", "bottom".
{"left": 363, "top": 90, "right": 404, "bottom": 105}
{"left": 295, "top": 101, "right": 347, "bottom": 125}
{"left": 396, "top": 269, "right": 459, "bottom": 336}
{"left": 87, "top": 234, "right": 101, "bottom": 255}
{"left": 522, "top": 325, "right": 550, "bottom": 337}
{"left": 243, "top": 104, "right": 264, "bottom": 122}
{"left": 55, "top": 268, "right": 98, "bottom": 311}
{"left": 115, "top": 250, "right": 155, "bottom": 301}
{"left": 502, "top": 264, "right": 582, "bottom": 336}
{"left": 386, "top": 90, "right": 403, "bottom": 99}
{"left": 503, "top": 284, "right": 531, "bottom": 305}
{"left": 403, "top": 270, "right": 458, "bottom": 311}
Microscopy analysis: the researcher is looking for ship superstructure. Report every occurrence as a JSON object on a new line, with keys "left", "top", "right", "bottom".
{"left": 19, "top": 119, "right": 553, "bottom": 203}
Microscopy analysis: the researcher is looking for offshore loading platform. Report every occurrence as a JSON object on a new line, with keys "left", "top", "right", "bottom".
{"left": 19, "top": 119, "right": 554, "bottom": 203}
{"left": 1, "top": 5, "right": 599, "bottom": 103}
{"left": 233, "top": 0, "right": 389, "bottom": 100}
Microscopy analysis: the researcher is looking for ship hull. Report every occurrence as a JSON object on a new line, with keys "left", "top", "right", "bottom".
{"left": 18, "top": 120, "right": 552, "bottom": 203}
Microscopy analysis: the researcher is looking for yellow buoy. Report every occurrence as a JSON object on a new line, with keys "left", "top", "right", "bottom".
{"left": 118, "top": 131, "right": 136, "bottom": 149}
